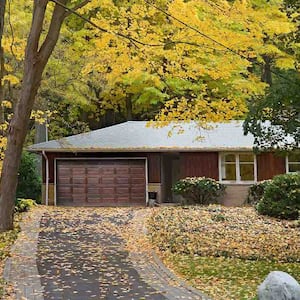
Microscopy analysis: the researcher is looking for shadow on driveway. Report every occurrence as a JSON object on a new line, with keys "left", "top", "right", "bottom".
{"left": 37, "top": 208, "right": 166, "bottom": 300}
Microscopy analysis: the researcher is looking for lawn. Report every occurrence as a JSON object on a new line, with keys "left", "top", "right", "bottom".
{"left": 147, "top": 206, "right": 300, "bottom": 300}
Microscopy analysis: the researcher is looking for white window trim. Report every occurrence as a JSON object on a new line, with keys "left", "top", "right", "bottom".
{"left": 286, "top": 155, "right": 300, "bottom": 173}
{"left": 218, "top": 152, "right": 257, "bottom": 184}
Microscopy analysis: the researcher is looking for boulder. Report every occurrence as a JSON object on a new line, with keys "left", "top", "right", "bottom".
{"left": 258, "top": 271, "right": 300, "bottom": 300}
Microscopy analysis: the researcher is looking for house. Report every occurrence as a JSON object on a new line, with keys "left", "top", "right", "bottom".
{"left": 28, "top": 121, "right": 299, "bottom": 207}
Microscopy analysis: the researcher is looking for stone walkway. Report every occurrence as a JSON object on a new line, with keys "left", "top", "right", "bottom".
{"left": 3, "top": 207, "right": 209, "bottom": 300}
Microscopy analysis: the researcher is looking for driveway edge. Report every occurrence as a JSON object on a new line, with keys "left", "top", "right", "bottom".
{"left": 3, "top": 207, "right": 46, "bottom": 300}
{"left": 128, "top": 209, "right": 211, "bottom": 300}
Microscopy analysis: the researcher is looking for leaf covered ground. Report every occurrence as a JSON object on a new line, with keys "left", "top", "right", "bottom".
{"left": 147, "top": 206, "right": 300, "bottom": 300}
{"left": 0, "top": 216, "right": 20, "bottom": 298}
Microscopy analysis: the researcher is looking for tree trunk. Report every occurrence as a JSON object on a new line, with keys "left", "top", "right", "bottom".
{"left": 0, "top": 0, "right": 7, "bottom": 124}
{"left": 261, "top": 55, "right": 272, "bottom": 86}
{"left": 126, "top": 97, "right": 133, "bottom": 121}
{"left": 0, "top": 0, "right": 70, "bottom": 231}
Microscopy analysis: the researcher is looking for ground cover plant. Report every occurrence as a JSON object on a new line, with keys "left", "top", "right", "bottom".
{"left": 147, "top": 206, "right": 300, "bottom": 300}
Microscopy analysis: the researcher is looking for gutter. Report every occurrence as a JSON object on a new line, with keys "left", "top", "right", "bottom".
{"left": 42, "top": 151, "right": 49, "bottom": 206}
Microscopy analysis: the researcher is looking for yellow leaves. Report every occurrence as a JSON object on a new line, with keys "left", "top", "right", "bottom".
{"left": 30, "top": 110, "right": 53, "bottom": 125}
{"left": 2, "top": 74, "right": 19, "bottom": 85}
{"left": 1, "top": 101, "right": 12, "bottom": 109}
{"left": 148, "top": 206, "right": 300, "bottom": 262}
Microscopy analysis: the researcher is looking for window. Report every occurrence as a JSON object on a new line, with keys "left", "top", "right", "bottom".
{"left": 286, "top": 152, "right": 300, "bottom": 173}
{"left": 220, "top": 153, "right": 256, "bottom": 183}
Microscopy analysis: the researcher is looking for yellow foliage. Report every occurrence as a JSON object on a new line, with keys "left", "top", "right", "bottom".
{"left": 79, "top": 0, "right": 296, "bottom": 123}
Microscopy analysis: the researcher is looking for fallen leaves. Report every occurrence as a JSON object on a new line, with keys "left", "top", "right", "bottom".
{"left": 0, "top": 214, "right": 21, "bottom": 299}
{"left": 147, "top": 206, "right": 300, "bottom": 262}
{"left": 147, "top": 205, "right": 300, "bottom": 300}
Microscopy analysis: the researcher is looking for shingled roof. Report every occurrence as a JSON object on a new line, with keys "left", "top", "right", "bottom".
{"left": 28, "top": 121, "right": 255, "bottom": 152}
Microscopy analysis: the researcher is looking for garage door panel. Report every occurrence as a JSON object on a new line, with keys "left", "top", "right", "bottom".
{"left": 131, "top": 177, "right": 145, "bottom": 184}
{"left": 116, "top": 187, "right": 130, "bottom": 194}
{"left": 73, "top": 177, "right": 86, "bottom": 184}
{"left": 130, "top": 167, "right": 145, "bottom": 174}
{"left": 57, "top": 159, "right": 146, "bottom": 206}
{"left": 57, "top": 186, "right": 72, "bottom": 195}
{"left": 101, "top": 167, "right": 115, "bottom": 175}
{"left": 87, "top": 177, "right": 99, "bottom": 184}
{"left": 101, "top": 176, "right": 115, "bottom": 183}
{"left": 116, "top": 167, "right": 129, "bottom": 174}
{"left": 72, "top": 168, "right": 85, "bottom": 175}
{"left": 116, "top": 177, "right": 130, "bottom": 184}
{"left": 87, "top": 169, "right": 99, "bottom": 176}
{"left": 59, "top": 177, "right": 72, "bottom": 184}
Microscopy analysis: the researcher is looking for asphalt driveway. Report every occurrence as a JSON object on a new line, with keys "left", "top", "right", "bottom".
{"left": 4, "top": 207, "right": 207, "bottom": 300}
{"left": 37, "top": 208, "right": 166, "bottom": 300}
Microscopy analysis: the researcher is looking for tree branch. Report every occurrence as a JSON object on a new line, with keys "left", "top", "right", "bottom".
{"left": 38, "top": 0, "right": 68, "bottom": 67}
{"left": 66, "top": 0, "right": 90, "bottom": 16}
{"left": 49, "top": 0, "right": 163, "bottom": 48}
{"left": 26, "top": 0, "right": 48, "bottom": 56}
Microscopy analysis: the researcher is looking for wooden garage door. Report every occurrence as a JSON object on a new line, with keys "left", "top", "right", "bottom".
{"left": 57, "top": 159, "right": 146, "bottom": 206}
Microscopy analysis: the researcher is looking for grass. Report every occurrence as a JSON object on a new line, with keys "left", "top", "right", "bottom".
{"left": 148, "top": 206, "right": 300, "bottom": 300}
{"left": 164, "top": 254, "right": 300, "bottom": 300}
{"left": 0, "top": 216, "right": 20, "bottom": 298}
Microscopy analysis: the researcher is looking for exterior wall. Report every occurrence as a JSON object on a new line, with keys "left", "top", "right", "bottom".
{"left": 257, "top": 152, "right": 285, "bottom": 181}
{"left": 220, "top": 184, "right": 251, "bottom": 206}
{"left": 42, "top": 183, "right": 55, "bottom": 205}
{"left": 148, "top": 183, "right": 162, "bottom": 203}
{"left": 147, "top": 153, "right": 161, "bottom": 183}
{"left": 41, "top": 150, "right": 288, "bottom": 206}
{"left": 180, "top": 152, "right": 219, "bottom": 179}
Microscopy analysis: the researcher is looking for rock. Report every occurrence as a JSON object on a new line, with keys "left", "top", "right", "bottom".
{"left": 258, "top": 271, "right": 300, "bottom": 300}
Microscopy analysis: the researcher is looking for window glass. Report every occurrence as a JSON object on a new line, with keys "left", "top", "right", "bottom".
{"left": 221, "top": 153, "right": 255, "bottom": 182}
{"left": 240, "top": 164, "right": 254, "bottom": 181}
{"left": 224, "top": 154, "right": 235, "bottom": 162}
{"left": 239, "top": 154, "right": 254, "bottom": 163}
{"left": 289, "top": 164, "right": 300, "bottom": 173}
{"left": 224, "top": 164, "right": 236, "bottom": 180}
{"left": 288, "top": 152, "right": 300, "bottom": 163}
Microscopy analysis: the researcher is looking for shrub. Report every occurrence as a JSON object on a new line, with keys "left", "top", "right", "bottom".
{"left": 15, "top": 198, "right": 37, "bottom": 213}
{"left": 16, "top": 151, "right": 41, "bottom": 202}
{"left": 247, "top": 180, "right": 272, "bottom": 206}
{"left": 256, "top": 173, "right": 300, "bottom": 220}
{"left": 173, "top": 177, "right": 226, "bottom": 205}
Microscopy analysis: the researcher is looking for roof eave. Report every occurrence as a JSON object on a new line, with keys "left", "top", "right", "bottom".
{"left": 27, "top": 147, "right": 255, "bottom": 153}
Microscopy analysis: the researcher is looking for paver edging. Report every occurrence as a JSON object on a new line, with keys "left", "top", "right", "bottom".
{"left": 3, "top": 207, "right": 46, "bottom": 300}
{"left": 128, "top": 209, "right": 211, "bottom": 300}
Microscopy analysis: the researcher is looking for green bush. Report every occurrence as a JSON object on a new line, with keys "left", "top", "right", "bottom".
{"left": 247, "top": 180, "right": 272, "bottom": 205}
{"left": 173, "top": 177, "right": 226, "bottom": 205}
{"left": 15, "top": 198, "right": 37, "bottom": 213}
{"left": 256, "top": 173, "right": 300, "bottom": 220}
{"left": 16, "top": 151, "right": 41, "bottom": 202}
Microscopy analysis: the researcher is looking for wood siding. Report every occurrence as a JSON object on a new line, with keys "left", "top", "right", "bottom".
{"left": 257, "top": 152, "right": 286, "bottom": 181}
{"left": 180, "top": 152, "right": 219, "bottom": 179}
{"left": 147, "top": 153, "right": 161, "bottom": 183}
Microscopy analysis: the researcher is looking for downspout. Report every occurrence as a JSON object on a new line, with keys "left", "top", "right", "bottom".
{"left": 42, "top": 151, "right": 49, "bottom": 206}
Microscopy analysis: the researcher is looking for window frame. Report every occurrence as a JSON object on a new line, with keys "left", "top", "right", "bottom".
{"left": 219, "top": 152, "right": 257, "bottom": 184}
{"left": 286, "top": 153, "right": 300, "bottom": 173}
